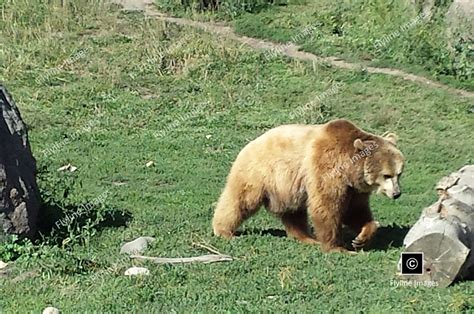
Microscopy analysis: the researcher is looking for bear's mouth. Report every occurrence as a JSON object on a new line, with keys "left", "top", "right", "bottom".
{"left": 377, "top": 187, "right": 398, "bottom": 199}
{"left": 376, "top": 186, "right": 387, "bottom": 197}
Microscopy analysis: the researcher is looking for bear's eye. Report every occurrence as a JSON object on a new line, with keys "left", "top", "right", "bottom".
{"left": 383, "top": 175, "right": 392, "bottom": 179}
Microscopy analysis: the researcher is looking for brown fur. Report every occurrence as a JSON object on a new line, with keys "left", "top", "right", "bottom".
{"left": 212, "top": 119, "right": 404, "bottom": 252}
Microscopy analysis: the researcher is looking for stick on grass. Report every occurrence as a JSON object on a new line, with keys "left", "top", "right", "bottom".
{"left": 130, "top": 254, "right": 233, "bottom": 264}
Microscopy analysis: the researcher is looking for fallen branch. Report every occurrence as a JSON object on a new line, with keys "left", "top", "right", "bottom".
{"left": 130, "top": 254, "right": 232, "bottom": 264}
{"left": 192, "top": 241, "right": 223, "bottom": 255}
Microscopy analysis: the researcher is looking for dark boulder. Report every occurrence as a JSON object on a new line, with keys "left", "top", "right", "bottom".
{"left": 0, "top": 85, "right": 39, "bottom": 241}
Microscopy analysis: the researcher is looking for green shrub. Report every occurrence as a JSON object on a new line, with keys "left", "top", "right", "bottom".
{"left": 0, "top": 235, "right": 34, "bottom": 261}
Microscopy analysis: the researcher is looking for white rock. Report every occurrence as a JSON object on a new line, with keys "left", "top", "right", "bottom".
{"left": 124, "top": 267, "right": 150, "bottom": 276}
{"left": 42, "top": 307, "right": 60, "bottom": 314}
{"left": 57, "top": 164, "right": 77, "bottom": 172}
{"left": 0, "top": 261, "right": 7, "bottom": 269}
{"left": 145, "top": 161, "right": 154, "bottom": 167}
{"left": 120, "top": 236, "right": 155, "bottom": 255}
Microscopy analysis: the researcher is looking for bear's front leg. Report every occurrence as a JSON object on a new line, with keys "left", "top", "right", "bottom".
{"left": 280, "top": 209, "right": 320, "bottom": 245}
{"left": 307, "top": 187, "right": 350, "bottom": 253}
{"left": 344, "top": 192, "right": 378, "bottom": 250}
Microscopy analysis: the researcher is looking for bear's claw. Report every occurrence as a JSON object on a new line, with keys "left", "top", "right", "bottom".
{"left": 351, "top": 237, "right": 366, "bottom": 250}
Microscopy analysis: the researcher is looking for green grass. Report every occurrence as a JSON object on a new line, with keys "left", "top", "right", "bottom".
{"left": 1, "top": 0, "right": 473, "bottom": 312}
{"left": 156, "top": 0, "right": 474, "bottom": 92}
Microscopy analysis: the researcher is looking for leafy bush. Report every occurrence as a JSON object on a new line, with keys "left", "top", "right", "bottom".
{"left": 0, "top": 236, "right": 34, "bottom": 261}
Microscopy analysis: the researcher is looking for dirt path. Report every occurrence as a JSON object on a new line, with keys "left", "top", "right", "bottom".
{"left": 114, "top": 0, "right": 473, "bottom": 98}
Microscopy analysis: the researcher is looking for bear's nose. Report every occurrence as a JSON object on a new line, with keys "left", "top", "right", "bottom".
{"left": 393, "top": 192, "right": 401, "bottom": 199}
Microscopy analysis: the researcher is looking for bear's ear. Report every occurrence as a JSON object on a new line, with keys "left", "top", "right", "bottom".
{"left": 354, "top": 139, "right": 365, "bottom": 151}
{"left": 354, "top": 138, "right": 375, "bottom": 151}
{"left": 354, "top": 139, "right": 377, "bottom": 151}
{"left": 384, "top": 132, "right": 398, "bottom": 145}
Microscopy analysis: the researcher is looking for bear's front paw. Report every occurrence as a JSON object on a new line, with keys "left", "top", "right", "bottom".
{"left": 352, "top": 220, "right": 378, "bottom": 250}
{"left": 351, "top": 236, "right": 367, "bottom": 250}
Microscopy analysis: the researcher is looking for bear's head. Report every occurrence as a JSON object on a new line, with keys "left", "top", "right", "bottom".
{"left": 353, "top": 133, "right": 405, "bottom": 199}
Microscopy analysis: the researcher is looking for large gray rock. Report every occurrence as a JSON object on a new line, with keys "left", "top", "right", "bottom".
{"left": 411, "top": 0, "right": 473, "bottom": 47}
{"left": 0, "top": 85, "right": 40, "bottom": 240}
{"left": 445, "top": 0, "right": 474, "bottom": 46}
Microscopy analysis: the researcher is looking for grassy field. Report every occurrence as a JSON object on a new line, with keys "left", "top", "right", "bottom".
{"left": 157, "top": 0, "right": 474, "bottom": 91}
{"left": 1, "top": 0, "right": 473, "bottom": 312}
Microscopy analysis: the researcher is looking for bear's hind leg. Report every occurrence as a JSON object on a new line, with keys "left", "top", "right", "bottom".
{"left": 212, "top": 189, "right": 243, "bottom": 238}
{"left": 280, "top": 210, "right": 319, "bottom": 244}
{"left": 212, "top": 185, "right": 262, "bottom": 238}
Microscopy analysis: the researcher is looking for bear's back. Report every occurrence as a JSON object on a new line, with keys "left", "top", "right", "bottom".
{"left": 229, "top": 124, "right": 321, "bottom": 176}
{"left": 245, "top": 124, "right": 321, "bottom": 154}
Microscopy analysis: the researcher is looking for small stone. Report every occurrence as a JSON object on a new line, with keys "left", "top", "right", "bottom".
{"left": 42, "top": 307, "right": 60, "bottom": 314}
{"left": 205, "top": 135, "right": 212, "bottom": 139}
{"left": 124, "top": 267, "right": 150, "bottom": 276}
{"left": 120, "top": 236, "right": 155, "bottom": 255}
{"left": 145, "top": 161, "right": 154, "bottom": 167}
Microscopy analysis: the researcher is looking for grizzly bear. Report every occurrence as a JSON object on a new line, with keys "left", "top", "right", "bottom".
{"left": 212, "top": 119, "right": 405, "bottom": 253}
